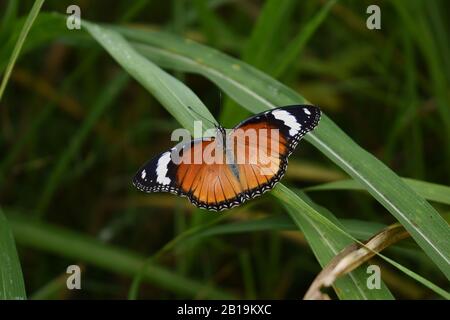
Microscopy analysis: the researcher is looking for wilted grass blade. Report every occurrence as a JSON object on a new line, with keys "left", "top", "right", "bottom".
{"left": 281, "top": 190, "right": 394, "bottom": 299}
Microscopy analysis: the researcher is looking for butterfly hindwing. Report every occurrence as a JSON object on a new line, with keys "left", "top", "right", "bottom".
{"left": 132, "top": 150, "right": 179, "bottom": 194}
{"left": 133, "top": 138, "right": 244, "bottom": 211}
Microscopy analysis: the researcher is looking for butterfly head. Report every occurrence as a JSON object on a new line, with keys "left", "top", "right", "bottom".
{"left": 216, "top": 125, "right": 226, "bottom": 136}
{"left": 214, "top": 124, "right": 227, "bottom": 148}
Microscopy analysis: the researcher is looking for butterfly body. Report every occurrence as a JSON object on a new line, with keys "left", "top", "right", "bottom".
{"left": 133, "top": 105, "right": 321, "bottom": 211}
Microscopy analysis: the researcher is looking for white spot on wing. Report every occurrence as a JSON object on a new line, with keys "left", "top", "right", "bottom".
{"left": 303, "top": 108, "right": 311, "bottom": 115}
{"left": 156, "top": 152, "right": 172, "bottom": 185}
{"left": 272, "top": 110, "right": 301, "bottom": 136}
{"left": 141, "top": 170, "right": 146, "bottom": 179}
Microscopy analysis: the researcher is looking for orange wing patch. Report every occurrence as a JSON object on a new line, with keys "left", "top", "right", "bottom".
{"left": 231, "top": 122, "right": 288, "bottom": 197}
{"left": 133, "top": 105, "right": 321, "bottom": 211}
{"left": 176, "top": 140, "right": 244, "bottom": 210}
{"left": 174, "top": 122, "right": 290, "bottom": 210}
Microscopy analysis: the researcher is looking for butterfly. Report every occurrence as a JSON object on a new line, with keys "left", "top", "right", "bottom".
{"left": 133, "top": 104, "right": 321, "bottom": 211}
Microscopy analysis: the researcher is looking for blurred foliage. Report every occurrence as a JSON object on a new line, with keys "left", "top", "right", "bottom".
{"left": 0, "top": 0, "right": 449, "bottom": 299}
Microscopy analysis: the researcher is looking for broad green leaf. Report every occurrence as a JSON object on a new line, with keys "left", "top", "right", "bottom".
{"left": 0, "top": 210, "right": 26, "bottom": 300}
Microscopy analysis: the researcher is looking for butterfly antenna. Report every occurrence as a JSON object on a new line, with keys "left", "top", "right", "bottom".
{"left": 187, "top": 106, "right": 218, "bottom": 128}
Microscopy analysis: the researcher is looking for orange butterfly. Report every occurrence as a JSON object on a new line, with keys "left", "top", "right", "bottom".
{"left": 133, "top": 105, "right": 321, "bottom": 211}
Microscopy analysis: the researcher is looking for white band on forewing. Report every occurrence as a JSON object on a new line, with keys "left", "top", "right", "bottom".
{"left": 156, "top": 152, "right": 172, "bottom": 185}
{"left": 271, "top": 110, "right": 301, "bottom": 136}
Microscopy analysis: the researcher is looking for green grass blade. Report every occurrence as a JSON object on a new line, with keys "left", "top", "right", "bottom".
{"left": 30, "top": 275, "right": 67, "bottom": 300}
{"left": 272, "top": 185, "right": 449, "bottom": 299}
{"left": 188, "top": 215, "right": 295, "bottom": 239}
{"left": 7, "top": 213, "right": 233, "bottom": 299}
{"left": 424, "top": 0, "right": 450, "bottom": 80}
{"left": 242, "top": 0, "right": 296, "bottom": 68}
{"left": 184, "top": 211, "right": 436, "bottom": 297}
{"left": 272, "top": 0, "right": 336, "bottom": 78}
{"left": 0, "top": 0, "right": 19, "bottom": 39}
{"left": 0, "top": 50, "right": 101, "bottom": 186}
{"left": 0, "top": 14, "right": 87, "bottom": 73}
{"left": 306, "top": 178, "right": 450, "bottom": 206}
{"left": 0, "top": 0, "right": 44, "bottom": 102}
{"left": 84, "top": 22, "right": 215, "bottom": 136}
{"left": 193, "top": 0, "right": 236, "bottom": 47}
{"left": 37, "top": 71, "right": 130, "bottom": 214}
{"left": 307, "top": 122, "right": 450, "bottom": 280}
{"left": 170, "top": 214, "right": 426, "bottom": 261}
{"left": 114, "top": 28, "right": 450, "bottom": 279}
{"left": 0, "top": 210, "right": 26, "bottom": 300}
{"left": 119, "top": 0, "right": 151, "bottom": 23}
{"left": 220, "top": 0, "right": 296, "bottom": 126}
{"left": 182, "top": 215, "right": 386, "bottom": 243}
{"left": 381, "top": 253, "right": 450, "bottom": 299}
{"left": 393, "top": 2, "right": 450, "bottom": 159}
